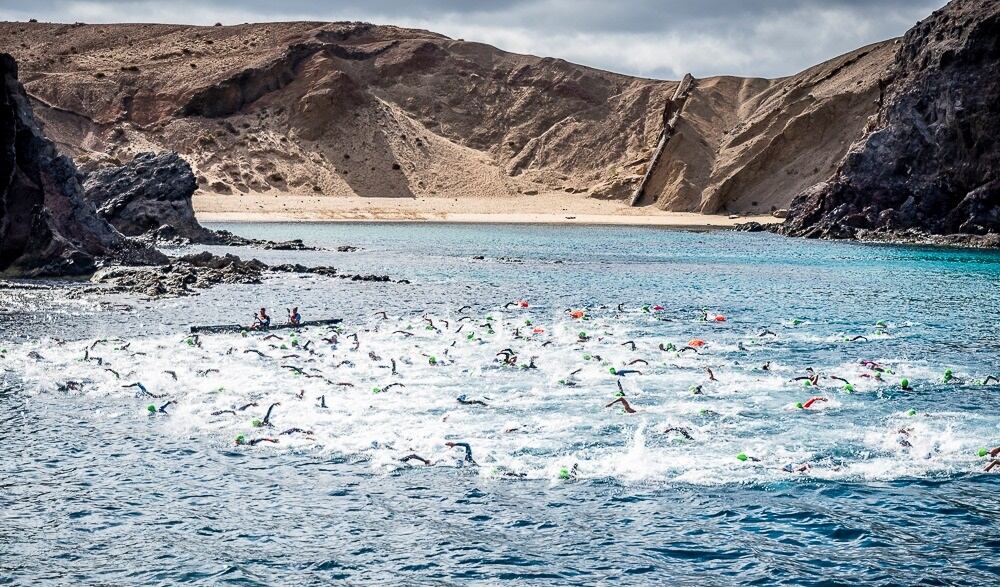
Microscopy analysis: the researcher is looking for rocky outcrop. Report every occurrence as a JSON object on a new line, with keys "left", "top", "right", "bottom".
{"left": 82, "top": 151, "right": 319, "bottom": 249}
{"left": 88, "top": 250, "right": 403, "bottom": 297}
{"left": 0, "top": 53, "right": 164, "bottom": 277}
{"left": 780, "top": 0, "right": 1000, "bottom": 245}
{"left": 83, "top": 151, "right": 213, "bottom": 242}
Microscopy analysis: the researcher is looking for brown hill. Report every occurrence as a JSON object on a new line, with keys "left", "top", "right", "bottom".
{"left": 0, "top": 20, "right": 896, "bottom": 215}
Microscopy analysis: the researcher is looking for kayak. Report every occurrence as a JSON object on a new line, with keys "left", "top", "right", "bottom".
{"left": 190, "top": 318, "right": 342, "bottom": 334}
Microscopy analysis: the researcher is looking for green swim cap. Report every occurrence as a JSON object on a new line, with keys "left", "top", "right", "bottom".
{"left": 428, "top": 356, "right": 437, "bottom": 365}
{"left": 583, "top": 354, "right": 592, "bottom": 360}
{"left": 609, "top": 367, "right": 617, "bottom": 375}
{"left": 372, "top": 387, "right": 382, "bottom": 394}
{"left": 736, "top": 453, "right": 748, "bottom": 462}
{"left": 525, "top": 320, "right": 532, "bottom": 326}
{"left": 876, "top": 320, "right": 887, "bottom": 327}
{"left": 843, "top": 383, "right": 855, "bottom": 393}
{"left": 803, "top": 380, "right": 812, "bottom": 387}
{"left": 795, "top": 402, "right": 804, "bottom": 409}
{"left": 241, "top": 330, "right": 248, "bottom": 337}
{"left": 642, "top": 305, "right": 650, "bottom": 312}
{"left": 235, "top": 434, "right": 246, "bottom": 445}
{"left": 943, "top": 369, "right": 953, "bottom": 381}
{"left": 558, "top": 467, "right": 570, "bottom": 480}
{"left": 147, "top": 404, "right": 156, "bottom": 413}
{"left": 978, "top": 447, "right": 988, "bottom": 457}
{"left": 906, "top": 409, "right": 916, "bottom": 417}
{"left": 792, "top": 318, "right": 803, "bottom": 326}
{"left": 252, "top": 418, "right": 263, "bottom": 427}
{"left": 467, "top": 332, "right": 475, "bottom": 340}
{"left": 579, "top": 331, "right": 587, "bottom": 338}
{"left": 280, "top": 344, "right": 288, "bottom": 350}
{"left": 900, "top": 378, "right": 909, "bottom": 388}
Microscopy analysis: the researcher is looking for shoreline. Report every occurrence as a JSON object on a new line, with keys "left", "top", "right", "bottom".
{"left": 193, "top": 193, "right": 782, "bottom": 229}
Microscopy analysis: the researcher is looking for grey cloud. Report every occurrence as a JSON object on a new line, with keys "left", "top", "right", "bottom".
{"left": 0, "top": 0, "right": 942, "bottom": 77}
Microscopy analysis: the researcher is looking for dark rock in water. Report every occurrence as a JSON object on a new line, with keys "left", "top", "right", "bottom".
{"left": 780, "top": 0, "right": 999, "bottom": 247}
{"left": 0, "top": 53, "right": 164, "bottom": 277}
{"left": 733, "top": 222, "right": 766, "bottom": 233}
{"left": 82, "top": 152, "right": 215, "bottom": 242}
{"left": 89, "top": 250, "right": 403, "bottom": 298}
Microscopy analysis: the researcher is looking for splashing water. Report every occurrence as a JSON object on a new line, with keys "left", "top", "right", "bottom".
{"left": 2, "top": 224, "right": 999, "bottom": 584}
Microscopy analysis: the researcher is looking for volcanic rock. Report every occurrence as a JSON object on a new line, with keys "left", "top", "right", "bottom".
{"left": 780, "top": 0, "right": 999, "bottom": 246}
{"left": 0, "top": 53, "right": 164, "bottom": 277}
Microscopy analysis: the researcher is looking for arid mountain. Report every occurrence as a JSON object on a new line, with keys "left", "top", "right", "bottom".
{"left": 1, "top": 19, "right": 894, "bottom": 215}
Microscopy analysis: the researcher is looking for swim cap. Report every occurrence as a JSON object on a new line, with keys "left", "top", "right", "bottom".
{"left": 795, "top": 402, "right": 804, "bottom": 409}
{"left": 252, "top": 418, "right": 262, "bottom": 427}
{"left": 900, "top": 378, "right": 909, "bottom": 388}
{"left": 803, "top": 380, "right": 812, "bottom": 387}
{"left": 642, "top": 305, "right": 650, "bottom": 312}
{"left": 583, "top": 354, "right": 592, "bottom": 360}
{"left": 978, "top": 448, "right": 988, "bottom": 457}
{"left": 736, "top": 453, "right": 748, "bottom": 462}
{"left": 558, "top": 467, "right": 570, "bottom": 480}
{"left": 876, "top": 320, "right": 887, "bottom": 327}
{"left": 792, "top": 319, "right": 803, "bottom": 326}
{"left": 943, "top": 369, "right": 953, "bottom": 381}
{"left": 428, "top": 356, "right": 437, "bottom": 365}
{"left": 235, "top": 434, "right": 246, "bottom": 445}
{"left": 609, "top": 367, "right": 617, "bottom": 375}
{"left": 147, "top": 404, "right": 156, "bottom": 413}
{"left": 372, "top": 387, "right": 381, "bottom": 394}
{"left": 525, "top": 319, "right": 533, "bottom": 326}
{"left": 280, "top": 344, "right": 288, "bottom": 350}
{"left": 579, "top": 331, "right": 587, "bottom": 338}
{"left": 467, "top": 332, "right": 475, "bottom": 340}
{"left": 843, "top": 383, "right": 855, "bottom": 393}
{"left": 906, "top": 409, "right": 916, "bottom": 417}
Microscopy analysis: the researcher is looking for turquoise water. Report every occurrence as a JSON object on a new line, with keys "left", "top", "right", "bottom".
{"left": 2, "top": 223, "right": 999, "bottom": 584}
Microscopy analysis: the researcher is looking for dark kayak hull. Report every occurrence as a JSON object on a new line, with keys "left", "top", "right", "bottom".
{"left": 190, "top": 318, "right": 342, "bottom": 334}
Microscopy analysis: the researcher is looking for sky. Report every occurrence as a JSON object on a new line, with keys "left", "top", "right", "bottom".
{"left": 0, "top": 0, "right": 943, "bottom": 79}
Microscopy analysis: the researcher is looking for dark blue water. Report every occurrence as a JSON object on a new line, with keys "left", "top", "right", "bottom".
{"left": 2, "top": 224, "right": 999, "bottom": 585}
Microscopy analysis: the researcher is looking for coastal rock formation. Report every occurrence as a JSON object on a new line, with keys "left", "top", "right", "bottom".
{"left": 0, "top": 53, "right": 163, "bottom": 277}
{"left": 89, "top": 250, "right": 400, "bottom": 297}
{"left": 1, "top": 20, "right": 892, "bottom": 215}
{"left": 780, "top": 0, "right": 1000, "bottom": 245}
{"left": 82, "top": 151, "right": 213, "bottom": 242}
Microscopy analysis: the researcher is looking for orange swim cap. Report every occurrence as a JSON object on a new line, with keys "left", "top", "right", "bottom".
{"left": 688, "top": 339, "right": 706, "bottom": 347}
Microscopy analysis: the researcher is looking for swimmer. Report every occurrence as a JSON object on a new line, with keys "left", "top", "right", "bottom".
{"left": 983, "top": 376, "right": 999, "bottom": 385}
{"left": 705, "top": 367, "right": 717, "bottom": 382}
{"left": 758, "top": 330, "right": 777, "bottom": 337}
{"left": 393, "top": 330, "right": 415, "bottom": 338}
{"left": 279, "top": 428, "right": 313, "bottom": 436}
{"left": 238, "top": 402, "right": 258, "bottom": 411}
{"left": 381, "top": 383, "right": 405, "bottom": 392}
{"left": 445, "top": 441, "right": 477, "bottom": 465}
{"left": 282, "top": 365, "right": 305, "bottom": 375}
{"left": 391, "top": 359, "right": 398, "bottom": 375}
{"left": 659, "top": 343, "right": 677, "bottom": 352}
{"left": 244, "top": 349, "right": 267, "bottom": 357}
{"left": 400, "top": 454, "right": 431, "bottom": 465}
{"left": 287, "top": 307, "right": 301, "bottom": 326}
{"left": 800, "top": 396, "right": 827, "bottom": 409}
{"left": 197, "top": 368, "right": 219, "bottom": 376}
{"left": 163, "top": 370, "right": 178, "bottom": 380}
{"left": 680, "top": 346, "right": 699, "bottom": 354}
{"left": 628, "top": 359, "right": 649, "bottom": 366}
{"left": 621, "top": 341, "right": 637, "bottom": 351}
{"left": 211, "top": 409, "right": 236, "bottom": 416}
{"left": 374, "top": 311, "right": 388, "bottom": 320}
{"left": 458, "top": 305, "right": 472, "bottom": 313}
{"left": 689, "top": 385, "right": 704, "bottom": 395}
{"left": 104, "top": 368, "right": 121, "bottom": 379}
{"left": 985, "top": 447, "right": 1000, "bottom": 472}
{"left": 261, "top": 402, "right": 280, "bottom": 426}
{"left": 615, "top": 380, "right": 626, "bottom": 397}
{"left": 847, "top": 335, "right": 869, "bottom": 342}
{"left": 761, "top": 362, "right": 771, "bottom": 371}
{"left": 457, "top": 394, "right": 488, "bottom": 407}
{"left": 251, "top": 308, "right": 271, "bottom": 331}
{"left": 317, "top": 395, "right": 327, "bottom": 409}
{"left": 57, "top": 381, "right": 83, "bottom": 391}
{"left": 154, "top": 400, "right": 174, "bottom": 414}
{"left": 605, "top": 397, "right": 637, "bottom": 413}
{"left": 122, "top": 382, "right": 165, "bottom": 398}
{"left": 782, "top": 463, "right": 811, "bottom": 473}
{"left": 663, "top": 427, "right": 693, "bottom": 440}
{"left": 245, "top": 437, "right": 279, "bottom": 447}
{"left": 609, "top": 367, "right": 642, "bottom": 376}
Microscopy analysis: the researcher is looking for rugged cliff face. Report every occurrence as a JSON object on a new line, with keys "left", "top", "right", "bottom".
{"left": 0, "top": 53, "right": 163, "bottom": 277}
{"left": 0, "top": 20, "right": 891, "bottom": 215}
{"left": 82, "top": 151, "right": 215, "bottom": 242}
{"left": 780, "top": 0, "right": 1000, "bottom": 245}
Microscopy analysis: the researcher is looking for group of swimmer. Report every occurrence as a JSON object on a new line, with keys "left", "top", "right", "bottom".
{"left": 46, "top": 301, "right": 1000, "bottom": 478}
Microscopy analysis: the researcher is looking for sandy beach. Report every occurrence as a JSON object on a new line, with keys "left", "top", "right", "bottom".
{"left": 194, "top": 193, "right": 781, "bottom": 228}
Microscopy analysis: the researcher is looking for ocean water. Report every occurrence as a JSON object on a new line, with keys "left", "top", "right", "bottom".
{"left": 2, "top": 223, "right": 999, "bottom": 585}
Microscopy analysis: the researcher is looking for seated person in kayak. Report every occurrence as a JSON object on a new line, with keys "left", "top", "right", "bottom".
{"left": 288, "top": 307, "right": 302, "bottom": 326}
{"left": 251, "top": 307, "right": 271, "bottom": 330}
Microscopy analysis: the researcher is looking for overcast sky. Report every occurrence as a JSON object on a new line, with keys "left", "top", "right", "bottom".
{"left": 0, "top": 0, "right": 942, "bottom": 78}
